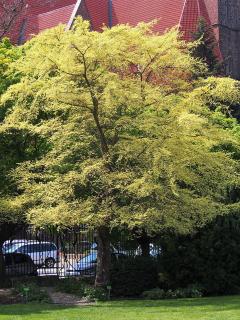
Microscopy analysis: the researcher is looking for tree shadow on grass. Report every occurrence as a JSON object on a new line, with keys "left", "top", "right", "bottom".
{"left": 0, "top": 303, "right": 78, "bottom": 316}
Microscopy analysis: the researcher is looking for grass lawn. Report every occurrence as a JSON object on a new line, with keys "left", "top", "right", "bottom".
{"left": 1, "top": 296, "right": 240, "bottom": 320}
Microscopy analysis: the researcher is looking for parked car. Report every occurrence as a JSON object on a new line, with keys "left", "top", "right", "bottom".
{"left": 6, "top": 241, "right": 59, "bottom": 267}
{"left": 66, "top": 250, "right": 126, "bottom": 276}
{"left": 4, "top": 253, "right": 38, "bottom": 276}
{"left": 2, "top": 239, "right": 31, "bottom": 254}
{"left": 66, "top": 250, "right": 97, "bottom": 276}
{"left": 91, "top": 242, "right": 161, "bottom": 257}
{"left": 135, "top": 243, "right": 162, "bottom": 257}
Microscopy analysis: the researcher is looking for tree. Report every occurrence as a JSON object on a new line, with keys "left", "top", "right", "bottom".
{"left": 0, "top": 37, "right": 32, "bottom": 286}
{"left": 1, "top": 19, "right": 239, "bottom": 287}
{"left": 0, "top": 37, "right": 21, "bottom": 96}
{"left": 192, "top": 17, "right": 222, "bottom": 75}
{"left": 0, "top": 0, "right": 25, "bottom": 40}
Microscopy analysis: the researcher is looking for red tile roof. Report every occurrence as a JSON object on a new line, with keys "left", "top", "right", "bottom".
{"left": 6, "top": 0, "right": 76, "bottom": 43}
{"left": 3, "top": 0, "right": 218, "bottom": 47}
{"left": 38, "top": 4, "right": 75, "bottom": 33}
{"left": 84, "top": 0, "right": 109, "bottom": 31}
{"left": 111, "top": 0, "right": 186, "bottom": 34}
{"left": 180, "top": 0, "right": 202, "bottom": 41}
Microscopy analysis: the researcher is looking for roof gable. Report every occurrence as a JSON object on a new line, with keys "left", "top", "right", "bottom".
{"left": 36, "top": 4, "right": 75, "bottom": 36}
{"left": 4, "top": 0, "right": 218, "bottom": 46}
{"left": 111, "top": 0, "right": 186, "bottom": 34}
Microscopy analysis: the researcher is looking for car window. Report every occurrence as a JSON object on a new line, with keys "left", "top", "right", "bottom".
{"left": 39, "top": 243, "right": 56, "bottom": 251}
{"left": 6, "top": 243, "right": 21, "bottom": 253}
{"left": 32, "top": 244, "right": 43, "bottom": 252}
{"left": 3, "top": 243, "right": 14, "bottom": 251}
{"left": 18, "top": 245, "right": 29, "bottom": 253}
{"left": 49, "top": 243, "right": 57, "bottom": 251}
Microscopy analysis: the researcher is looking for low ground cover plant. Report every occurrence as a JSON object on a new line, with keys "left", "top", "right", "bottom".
{"left": 13, "top": 281, "right": 50, "bottom": 303}
{"left": 142, "top": 285, "right": 203, "bottom": 300}
{"left": 56, "top": 278, "right": 107, "bottom": 301}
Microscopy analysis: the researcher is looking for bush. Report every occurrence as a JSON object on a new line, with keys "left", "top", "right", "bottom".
{"left": 56, "top": 278, "right": 107, "bottom": 301}
{"left": 142, "top": 288, "right": 165, "bottom": 300}
{"left": 159, "top": 213, "right": 240, "bottom": 295}
{"left": 142, "top": 285, "right": 203, "bottom": 300}
{"left": 111, "top": 256, "right": 158, "bottom": 297}
{"left": 56, "top": 278, "right": 85, "bottom": 296}
{"left": 83, "top": 286, "right": 107, "bottom": 301}
{"left": 14, "top": 282, "right": 50, "bottom": 303}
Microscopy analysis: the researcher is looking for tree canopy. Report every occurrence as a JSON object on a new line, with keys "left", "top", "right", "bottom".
{"left": 0, "top": 19, "right": 239, "bottom": 285}
{"left": 0, "top": 18, "right": 239, "bottom": 231}
{"left": 0, "top": 37, "right": 25, "bottom": 224}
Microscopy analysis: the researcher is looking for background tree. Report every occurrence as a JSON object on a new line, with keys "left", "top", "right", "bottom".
{"left": 192, "top": 17, "right": 222, "bottom": 75}
{"left": 0, "top": 37, "right": 38, "bottom": 285}
{"left": 1, "top": 19, "right": 239, "bottom": 287}
{"left": 0, "top": 0, "right": 25, "bottom": 40}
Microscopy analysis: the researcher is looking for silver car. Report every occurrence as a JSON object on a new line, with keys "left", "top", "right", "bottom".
{"left": 6, "top": 241, "right": 59, "bottom": 267}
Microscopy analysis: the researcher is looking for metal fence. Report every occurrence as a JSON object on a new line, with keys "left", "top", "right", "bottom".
{"left": 2, "top": 226, "right": 162, "bottom": 278}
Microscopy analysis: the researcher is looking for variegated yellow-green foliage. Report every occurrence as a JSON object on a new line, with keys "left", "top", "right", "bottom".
{"left": 0, "top": 38, "right": 26, "bottom": 223}
{"left": 0, "top": 37, "right": 21, "bottom": 95}
{"left": 0, "top": 19, "right": 239, "bottom": 232}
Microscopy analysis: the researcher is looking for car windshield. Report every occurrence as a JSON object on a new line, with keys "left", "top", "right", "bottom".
{"left": 5, "top": 243, "right": 22, "bottom": 253}
{"left": 3, "top": 243, "right": 14, "bottom": 251}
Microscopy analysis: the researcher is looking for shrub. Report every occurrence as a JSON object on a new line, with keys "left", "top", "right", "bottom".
{"left": 56, "top": 278, "right": 85, "bottom": 296}
{"left": 159, "top": 213, "right": 240, "bottom": 295}
{"left": 83, "top": 286, "right": 107, "bottom": 301}
{"left": 142, "top": 285, "right": 203, "bottom": 300}
{"left": 14, "top": 282, "right": 49, "bottom": 303}
{"left": 56, "top": 278, "right": 107, "bottom": 301}
{"left": 142, "top": 288, "right": 165, "bottom": 300}
{"left": 111, "top": 256, "right": 158, "bottom": 297}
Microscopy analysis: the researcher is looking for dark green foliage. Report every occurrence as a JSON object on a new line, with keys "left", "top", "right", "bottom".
{"left": 142, "top": 285, "right": 203, "bottom": 300}
{"left": 159, "top": 212, "right": 240, "bottom": 295}
{"left": 14, "top": 281, "right": 50, "bottom": 303}
{"left": 192, "top": 18, "right": 221, "bottom": 75}
{"left": 56, "top": 278, "right": 107, "bottom": 301}
{"left": 110, "top": 257, "right": 158, "bottom": 297}
{"left": 142, "top": 288, "right": 165, "bottom": 300}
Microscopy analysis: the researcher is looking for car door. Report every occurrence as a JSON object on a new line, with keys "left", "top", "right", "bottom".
{"left": 39, "top": 243, "right": 49, "bottom": 265}
{"left": 31, "top": 244, "right": 44, "bottom": 265}
{"left": 43, "top": 243, "right": 57, "bottom": 263}
{"left": 12, "top": 253, "right": 28, "bottom": 275}
{"left": 22, "top": 244, "right": 39, "bottom": 265}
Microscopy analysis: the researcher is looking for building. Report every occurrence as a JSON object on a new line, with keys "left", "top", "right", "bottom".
{"left": 4, "top": 0, "right": 240, "bottom": 79}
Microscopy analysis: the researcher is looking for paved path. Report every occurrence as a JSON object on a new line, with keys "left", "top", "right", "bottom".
{"left": 0, "top": 288, "right": 21, "bottom": 304}
{"left": 45, "top": 287, "right": 93, "bottom": 306}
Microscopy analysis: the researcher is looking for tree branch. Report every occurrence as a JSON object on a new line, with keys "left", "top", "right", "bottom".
{"left": 0, "top": 0, "right": 25, "bottom": 40}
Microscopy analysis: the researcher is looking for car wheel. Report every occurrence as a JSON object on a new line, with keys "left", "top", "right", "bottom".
{"left": 45, "top": 257, "right": 55, "bottom": 268}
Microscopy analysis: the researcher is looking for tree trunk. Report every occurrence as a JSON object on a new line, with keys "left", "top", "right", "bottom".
{"left": 0, "top": 242, "right": 6, "bottom": 288}
{"left": 137, "top": 231, "right": 151, "bottom": 257}
{"left": 140, "top": 240, "right": 150, "bottom": 257}
{"left": 95, "top": 226, "right": 111, "bottom": 287}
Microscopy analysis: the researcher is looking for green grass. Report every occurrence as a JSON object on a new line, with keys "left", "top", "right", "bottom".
{"left": 1, "top": 296, "right": 240, "bottom": 320}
